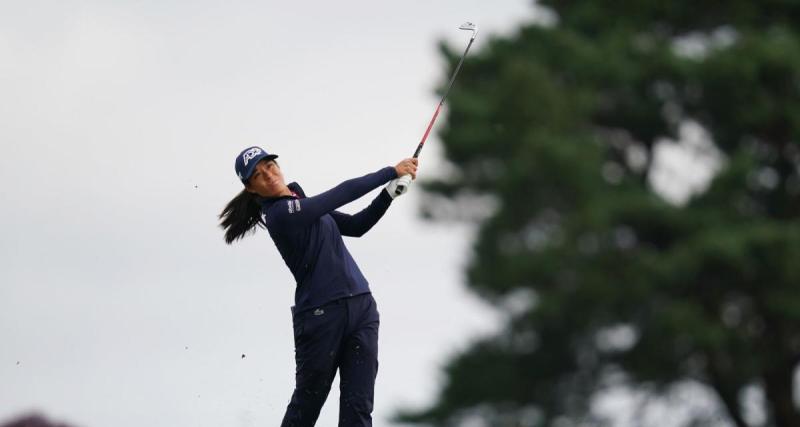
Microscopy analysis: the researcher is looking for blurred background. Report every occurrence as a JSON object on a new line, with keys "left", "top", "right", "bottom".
{"left": 2, "top": 1, "right": 800, "bottom": 427}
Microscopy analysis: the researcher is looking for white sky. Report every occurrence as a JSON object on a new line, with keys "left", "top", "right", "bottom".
{"left": 0, "top": 1, "right": 538, "bottom": 426}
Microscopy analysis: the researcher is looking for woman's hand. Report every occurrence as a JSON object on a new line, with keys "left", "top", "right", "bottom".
{"left": 394, "top": 158, "right": 419, "bottom": 180}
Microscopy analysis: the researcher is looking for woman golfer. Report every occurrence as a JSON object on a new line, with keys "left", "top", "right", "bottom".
{"left": 219, "top": 146, "right": 417, "bottom": 427}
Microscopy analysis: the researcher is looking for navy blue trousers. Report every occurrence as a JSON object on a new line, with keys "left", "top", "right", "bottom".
{"left": 281, "top": 293, "right": 380, "bottom": 427}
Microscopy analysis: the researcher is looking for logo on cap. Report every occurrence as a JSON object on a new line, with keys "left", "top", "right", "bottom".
{"left": 242, "top": 147, "right": 263, "bottom": 166}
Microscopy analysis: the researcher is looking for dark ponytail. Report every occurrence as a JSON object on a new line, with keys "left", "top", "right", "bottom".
{"left": 219, "top": 190, "right": 264, "bottom": 244}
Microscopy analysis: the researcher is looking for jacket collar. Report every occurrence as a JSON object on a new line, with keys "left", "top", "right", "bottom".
{"left": 258, "top": 182, "right": 304, "bottom": 209}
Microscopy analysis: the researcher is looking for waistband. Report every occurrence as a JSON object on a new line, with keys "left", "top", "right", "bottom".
{"left": 290, "top": 291, "right": 371, "bottom": 316}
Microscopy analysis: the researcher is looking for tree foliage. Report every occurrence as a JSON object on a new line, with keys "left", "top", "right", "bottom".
{"left": 399, "top": 1, "right": 800, "bottom": 426}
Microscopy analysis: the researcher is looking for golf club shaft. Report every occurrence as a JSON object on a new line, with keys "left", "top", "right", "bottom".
{"left": 396, "top": 24, "right": 476, "bottom": 196}
{"left": 412, "top": 36, "right": 475, "bottom": 159}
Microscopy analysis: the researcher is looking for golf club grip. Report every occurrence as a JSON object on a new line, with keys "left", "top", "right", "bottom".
{"left": 413, "top": 104, "right": 442, "bottom": 159}
{"left": 396, "top": 99, "right": 440, "bottom": 195}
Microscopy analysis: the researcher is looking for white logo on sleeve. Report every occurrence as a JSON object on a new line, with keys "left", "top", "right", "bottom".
{"left": 287, "top": 199, "right": 301, "bottom": 214}
{"left": 242, "top": 147, "right": 263, "bottom": 166}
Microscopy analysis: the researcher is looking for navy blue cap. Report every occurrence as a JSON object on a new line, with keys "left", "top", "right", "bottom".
{"left": 235, "top": 146, "right": 278, "bottom": 184}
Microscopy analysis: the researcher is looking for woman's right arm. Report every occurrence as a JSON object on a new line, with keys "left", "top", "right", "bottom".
{"left": 267, "top": 167, "right": 397, "bottom": 228}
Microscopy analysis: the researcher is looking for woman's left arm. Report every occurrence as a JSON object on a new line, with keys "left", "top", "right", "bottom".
{"left": 330, "top": 189, "right": 393, "bottom": 237}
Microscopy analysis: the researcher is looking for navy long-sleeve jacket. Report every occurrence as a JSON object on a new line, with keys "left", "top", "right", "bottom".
{"left": 259, "top": 166, "right": 398, "bottom": 314}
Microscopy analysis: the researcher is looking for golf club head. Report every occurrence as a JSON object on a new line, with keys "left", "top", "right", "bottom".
{"left": 459, "top": 22, "right": 478, "bottom": 39}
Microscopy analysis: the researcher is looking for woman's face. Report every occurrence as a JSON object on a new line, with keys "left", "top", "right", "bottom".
{"left": 246, "top": 159, "right": 288, "bottom": 197}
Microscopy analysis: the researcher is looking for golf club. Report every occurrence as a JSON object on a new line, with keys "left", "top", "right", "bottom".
{"left": 396, "top": 22, "right": 478, "bottom": 195}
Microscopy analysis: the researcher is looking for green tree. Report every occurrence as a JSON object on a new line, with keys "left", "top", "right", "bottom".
{"left": 399, "top": 1, "right": 800, "bottom": 426}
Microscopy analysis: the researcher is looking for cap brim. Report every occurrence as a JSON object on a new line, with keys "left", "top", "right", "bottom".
{"left": 241, "top": 154, "right": 279, "bottom": 184}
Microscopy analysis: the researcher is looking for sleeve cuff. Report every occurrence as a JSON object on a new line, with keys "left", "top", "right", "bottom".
{"left": 379, "top": 188, "right": 394, "bottom": 204}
